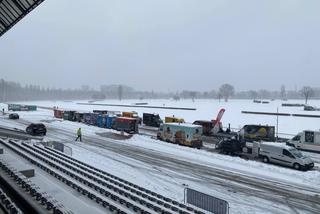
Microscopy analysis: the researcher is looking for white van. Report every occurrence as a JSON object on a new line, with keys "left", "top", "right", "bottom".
{"left": 287, "top": 130, "right": 320, "bottom": 153}
{"left": 259, "top": 142, "right": 314, "bottom": 170}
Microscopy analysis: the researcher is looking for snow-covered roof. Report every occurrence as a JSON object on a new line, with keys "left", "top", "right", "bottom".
{"left": 260, "top": 142, "right": 292, "bottom": 149}
{"left": 163, "top": 122, "right": 202, "bottom": 128}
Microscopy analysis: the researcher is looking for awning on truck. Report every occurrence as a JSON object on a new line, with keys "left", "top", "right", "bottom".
{"left": 0, "top": 0, "right": 45, "bottom": 37}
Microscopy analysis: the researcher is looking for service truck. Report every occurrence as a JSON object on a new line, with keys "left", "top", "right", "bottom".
{"left": 287, "top": 130, "right": 320, "bottom": 153}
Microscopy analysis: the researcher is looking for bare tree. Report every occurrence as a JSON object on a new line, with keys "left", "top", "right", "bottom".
{"left": 300, "top": 86, "right": 314, "bottom": 104}
{"left": 280, "top": 85, "right": 286, "bottom": 100}
{"left": 217, "top": 93, "right": 222, "bottom": 102}
{"left": 118, "top": 85, "right": 123, "bottom": 101}
{"left": 173, "top": 95, "right": 180, "bottom": 101}
{"left": 219, "top": 84, "right": 235, "bottom": 102}
{"left": 81, "top": 85, "right": 90, "bottom": 91}
{"left": 249, "top": 90, "right": 258, "bottom": 100}
{"left": 189, "top": 91, "right": 197, "bottom": 102}
{"left": 259, "top": 89, "right": 271, "bottom": 99}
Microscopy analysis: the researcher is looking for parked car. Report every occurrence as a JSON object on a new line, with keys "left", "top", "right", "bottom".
{"left": 26, "top": 123, "right": 47, "bottom": 136}
{"left": 259, "top": 142, "right": 314, "bottom": 170}
{"left": 8, "top": 113, "right": 19, "bottom": 119}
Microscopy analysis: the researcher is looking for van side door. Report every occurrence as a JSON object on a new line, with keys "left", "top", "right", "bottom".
{"left": 281, "top": 149, "right": 295, "bottom": 167}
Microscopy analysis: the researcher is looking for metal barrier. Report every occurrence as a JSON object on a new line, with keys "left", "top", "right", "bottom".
{"left": 40, "top": 141, "right": 72, "bottom": 156}
{"left": 184, "top": 188, "right": 229, "bottom": 214}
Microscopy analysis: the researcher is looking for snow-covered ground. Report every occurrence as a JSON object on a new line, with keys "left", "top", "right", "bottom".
{"left": 1, "top": 100, "right": 320, "bottom": 214}
{"left": 15, "top": 98, "right": 320, "bottom": 137}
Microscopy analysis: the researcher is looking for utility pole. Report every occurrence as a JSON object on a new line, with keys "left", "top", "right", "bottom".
{"left": 276, "top": 107, "right": 279, "bottom": 142}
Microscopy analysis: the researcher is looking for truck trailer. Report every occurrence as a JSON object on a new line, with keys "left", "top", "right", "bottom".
{"left": 157, "top": 123, "right": 203, "bottom": 148}
{"left": 239, "top": 124, "right": 275, "bottom": 142}
{"left": 111, "top": 117, "right": 139, "bottom": 134}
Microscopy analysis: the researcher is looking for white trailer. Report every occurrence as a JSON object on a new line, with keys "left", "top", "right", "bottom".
{"left": 288, "top": 130, "right": 320, "bottom": 153}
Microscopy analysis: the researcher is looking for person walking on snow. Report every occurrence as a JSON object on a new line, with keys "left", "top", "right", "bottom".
{"left": 75, "top": 128, "right": 82, "bottom": 142}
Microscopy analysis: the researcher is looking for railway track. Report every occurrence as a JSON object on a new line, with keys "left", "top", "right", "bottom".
{"left": 0, "top": 139, "right": 205, "bottom": 214}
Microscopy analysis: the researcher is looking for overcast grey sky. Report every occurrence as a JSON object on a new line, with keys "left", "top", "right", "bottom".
{"left": 0, "top": 0, "right": 319, "bottom": 92}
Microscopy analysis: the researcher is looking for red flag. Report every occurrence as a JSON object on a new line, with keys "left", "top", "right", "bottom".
{"left": 211, "top": 108, "right": 225, "bottom": 134}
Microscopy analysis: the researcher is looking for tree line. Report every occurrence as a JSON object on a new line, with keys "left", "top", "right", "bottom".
{"left": 0, "top": 79, "right": 318, "bottom": 103}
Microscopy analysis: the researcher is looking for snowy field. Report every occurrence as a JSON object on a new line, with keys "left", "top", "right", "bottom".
{"left": 1, "top": 99, "right": 320, "bottom": 214}
{"left": 16, "top": 98, "right": 320, "bottom": 137}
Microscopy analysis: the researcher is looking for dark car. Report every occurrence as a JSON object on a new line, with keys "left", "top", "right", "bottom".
{"left": 26, "top": 123, "right": 47, "bottom": 136}
{"left": 8, "top": 113, "right": 19, "bottom": 119}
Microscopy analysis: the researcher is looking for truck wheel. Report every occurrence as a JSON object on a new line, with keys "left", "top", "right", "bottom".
{"left": 293, "top": 163, "right": 301, "bottom": 170}
{"left": 262, "top": 156, "right": 269, "bottom": 163}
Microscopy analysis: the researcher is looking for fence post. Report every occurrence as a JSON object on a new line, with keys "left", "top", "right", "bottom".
{"left": 276, "top": 107, "right": 279, "bottom": 142}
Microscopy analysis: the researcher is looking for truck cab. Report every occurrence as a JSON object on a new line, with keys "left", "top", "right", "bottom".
{"left": 287, "top": 130, "right": 320, "bottom": 153}
{"left": 143, "top": 113, "right": 162, "bottom": 127}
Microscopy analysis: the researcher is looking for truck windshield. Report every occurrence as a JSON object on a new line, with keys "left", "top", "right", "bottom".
{"left": 289, "top": 148, "right": 303, "bottom": 158}
{"left": 292, "top": 135, "right": 301, "bottom": 141}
